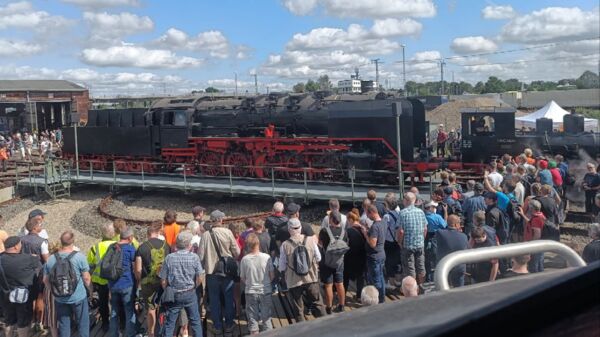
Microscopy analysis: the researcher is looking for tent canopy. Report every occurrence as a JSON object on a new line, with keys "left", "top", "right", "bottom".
{"left": 515, "top": 100, "right": 599, "bottom": 132}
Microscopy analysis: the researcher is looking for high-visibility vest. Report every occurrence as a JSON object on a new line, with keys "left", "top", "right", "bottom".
{"left": 87, "top": 240, "right": 116, "bottom": 285}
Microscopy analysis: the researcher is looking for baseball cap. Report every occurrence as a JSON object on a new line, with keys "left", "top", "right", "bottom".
{"left": 4, "top": 236, "right": 21, "bottom": 249}
{"left": 286, "top": 202, "right": 301, "bottom": 216}
{"left": 210, "top": 210, "right": 225, "bottom": 221}
{"left": 28, "top": 209, "right": 47, "bottom": 219}
{"left": 287, "top": 218, "right": 302, "bottom": 229}
{"left": 424, "top": 200, "right": 438, "bottom": 208}
{"left": 539, "top": 160, "right": 548, "bottom": 169}
{"left": 483, "top": 191, "right": 498, "bottom": 201}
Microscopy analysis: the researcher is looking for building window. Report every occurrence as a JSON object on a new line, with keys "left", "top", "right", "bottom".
{"left": 48, "top": 93, "right": 54, "bottom": 98}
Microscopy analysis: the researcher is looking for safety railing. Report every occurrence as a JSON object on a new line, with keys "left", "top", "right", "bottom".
{"left": 434, "top": 240, "right": 587, "bottom": 291}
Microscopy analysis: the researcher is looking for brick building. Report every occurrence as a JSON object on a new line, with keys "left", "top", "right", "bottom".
{"left": 0, "top": 80, "right": 89, "bottom": 133}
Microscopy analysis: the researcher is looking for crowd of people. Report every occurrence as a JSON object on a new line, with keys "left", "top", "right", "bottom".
{"left": 0, "top": 129, "right": 62, "bottom": 171}
{"left": 0, "top": 147, "right": 599, "bottom": 337}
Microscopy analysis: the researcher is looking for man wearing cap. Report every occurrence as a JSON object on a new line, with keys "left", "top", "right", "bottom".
{"left": 423, "top": 200, "right": 447, "bottom": 282}
{"left": 43, "top": 231, "right": 91, "bottom": 337}
{"left": 0, "top": 236, "right": 42, "bottom": 337}
{"left": 198, "top": 210, "right": 240, "bottom": 335}
{"left": 279, "top": 218, "right": 324, "bottom": 321}
{"left": 462, "top": 183, "right": 487, "bottom": 237}
{"left": 484, "top": 192, "right": 508, "bottom": 245}
{"left": 106, "top": 226, "right": 137, "bottom": 337}
{"left": 275, "top": 203, "right": 314, "bottom": 246}
{"left": 18, "top": 209, "right": 49, "bottom": 239}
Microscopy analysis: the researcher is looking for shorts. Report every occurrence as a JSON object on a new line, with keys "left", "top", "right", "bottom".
{"left": 1, "top": 292, "right": 34, "bottom": 328}
{"left": 401, "top": 247, "right": 425, "bottom": 278}
{"left": 384, "top": 241, "right": 402, "bottom": 277}
{"left": 140, "top": 282, "right": 162, "bottom": 310}
{"left": 320, "top": 261, "right": 344, "bottom": 284}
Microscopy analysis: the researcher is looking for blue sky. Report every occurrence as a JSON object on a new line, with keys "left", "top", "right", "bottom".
{"left": 0, "top": 0, "right": 598, "bottom": 96}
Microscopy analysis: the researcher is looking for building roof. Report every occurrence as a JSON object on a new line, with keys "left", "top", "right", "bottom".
{"left": 0, "top": 80, "right": 86, "bottom": 92}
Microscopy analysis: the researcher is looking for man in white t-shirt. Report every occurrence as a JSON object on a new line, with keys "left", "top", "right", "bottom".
{"left": 487, "top": 161, "right": 503, "bottom": 189}
{"left": 320, "top": 198, "right": 347, "bottom": 229}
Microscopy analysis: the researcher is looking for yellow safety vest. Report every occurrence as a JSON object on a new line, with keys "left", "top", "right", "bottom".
{"left": 87, "top": 240, "right": 117, "bottom": 285}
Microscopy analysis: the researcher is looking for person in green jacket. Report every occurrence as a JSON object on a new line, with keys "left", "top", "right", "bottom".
{"left": 87, "top": 223, "right": 116, "bottom": 331}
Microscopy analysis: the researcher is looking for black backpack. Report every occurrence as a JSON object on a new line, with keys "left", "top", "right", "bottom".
{"left": 288, "top": 236, "right": 310, "bottom": 276}
{"left": 99, "top": 243, "right": 123, "bottom": 281}
{"left": 49, "top": 252, "right": 79, "bottom": 297}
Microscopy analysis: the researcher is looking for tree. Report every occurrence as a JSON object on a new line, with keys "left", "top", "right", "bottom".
{"left": 292, "top": 82, "right": 305, "bottom": 93}
{"left": 504, "top": 78, "right": 522, "bottom": 91}
{"left": 473, "top": 81, "right": 484, "bottom": 94}
{"left": 575, "top": 70, "right": 599, "bottom": 89}
{"left": 305, "top": 79, "right": 320, "bottom": 92}
{"left": 205, "top": 87, "right": 219, "bottom": 93}
{"left": 483, "top": 76, "right": 505, "bottom": 93}
{"left": 317, "top": 75, "right": 332, "bottom": 90}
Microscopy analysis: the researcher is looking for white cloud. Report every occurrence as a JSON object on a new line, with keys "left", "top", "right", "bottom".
{"left": 371, "top": 18, "right": 422, "bottom": 37}
{"left": 80, "top": 45, "right": 202, "bottom": 69}
{"left": 0, "top": 39, "right": 42, "bottom": 56}
{"left": 61, "top": 0, "right": 140, "bottom": 9}
{"left": 153, "top": 28, "right": 231, "bottom": 58}
{"left": 450, "top": 36, "right": 498, "bottom": 54}
{"left": 281, "top": 0, "right": 436, "bottom": 18}
{"left": 207, "top": 78, "right": 288, "bottom": 92}
{"left": 282, "top": 0, "right": 318, "bottom": 15}
{"left": 84, "top": 12, "right": 154, "bottom": 46}
{"left": 0, "top": 1, "right": 71, "bottom": 31}
{"left": 482, "top": 5, "right": 516, "bottom": 20}
{"left": 501, "top": 7, "right": 600, "bottom": 43}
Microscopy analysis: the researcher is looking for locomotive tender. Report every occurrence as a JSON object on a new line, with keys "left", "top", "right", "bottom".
{"left": 61, "top": 92, "right": 599, "bottom": 183}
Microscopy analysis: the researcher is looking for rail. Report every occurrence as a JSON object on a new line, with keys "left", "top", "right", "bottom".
{"left": 434, "top": 240, "right": 586, "bottom": 291}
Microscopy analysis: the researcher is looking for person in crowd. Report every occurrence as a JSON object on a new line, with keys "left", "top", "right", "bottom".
{"left": 536, "top": 160, "right": 553, "bottom": 186}
{"left": 187, "top": 220, "right": 202, "bottom": 253}
{"left": 112, "top": 218, "right": 139, "bottom": 249}
{"left": 249, "top": 219, "right": 270, "bottom": 255}
{"left": 320, "top": 198, "right": 347, "bottom": 229}
{"left": 264, "top": 201, "right": 287, "bottom": 240}
{"left": 229, "top": 221, "right": 245, "bottom": 317}
{"left": 367, "top": 189, "right": 386, "bottom": 217}
{"left": 484, "top": 192, "right": 508, "bottom": 245}
{"left": 43, "top": 231, "right": 91, "bottom": 337}
{"left": 360, "top": 285, "right": 379, "bottom": 306}
{"left": 278, "top": 218, "right": 324, "bottom": 321}
{"left": 240, "top": 233, "right": 274, "bottom": 334}
{"left": 436, "top": 124, "right": 448, "bottom": 157}
{"left": 382, "top": 193, "right": 401, "bottom": 290}
{"left": 42, "top": 242, "right": 61, "bottom": 337}
{"left": 343, "top": 209, "right": 366, "bottom": 303}
{"left": 409, "top": 187, "right": 425, "bottom": 209}
{"left": 501, "top": 255, "right": 531, "bottom": 279}
{"left": 275, "top": 203, "right": 314, "bottom": 245}
{"left": 18, "top": 209, "right": 49, "bottom": 239}
{"left": 0, "top": 236, "right": 42, "bottom": 337}
{"left": 435, "top": 215, "right": 468, "bottom": 288}
{"left": 439, "top": 171, "right": 450, "bottom": 187}
{"left": 108, "top": 227, "right": 137, "bottom": 337}
{"left": 162, "top": 210, "right": 180, "bottom": 248}
{"left": 469, "top": 227, "right": 499, "bottom": 283}
{"left": 548, "top": 161, "right": 563, "bottom": 192}
{"left": 462, "top": 183, "right": 486, "bottom": 237}
{"left": 0, "top": 142, "right": 8, "bottom": 172}
{"left": 462, "top": 180, "right": 476, "bottom": 199}
{"left": 535, "top": 184, "right": 561, "bottom": 226}
{"left": 397, "top": 192, "right": 427, "bottom": 288}
{"left": 135, "top": 221, "right": 170, "bottom": 337}
{"left": 595, "top": 194, "right": 600, "bottom": 223}
{"left": 24, "top": 132, "right": 33, "bottom": 161}
{"left": 517, "top": 200, "right": 545, "bottom": 273}
{"left": 198, "top": 210, "right": 240, "bottom": 335}
{"left": 20, "top": 216, "right": 49, "bottom": 332}
{"left": 187, "top": 205, "right": 207, "bottom": 234}
{"left": 582, "top": 223, "right": 600, "bottom": 263}
{"left": 359, "top": 204, "right": 387, "bottom": 303}
{"left": 512, "top": 174, "right": 525, "bottom": 205}
{"left": 442, "top": 186, "right": 462, "bottom": 217}
{"left": 448, "top": 172, "right": 463, "bottom": 195}
{"left": 523, "top": 148, "right": 536, "bottom": 166}
{"left": 318, "top": 211, "right": 347, "bottom": 314}
{"left": 487, "top": 161, "right": 504, "bottom": 189}
{"left": 87, "top": 223, "right": 116, "bottom": 331}
{"left": 400, "top": 276, "right": 419, "bottom": 298}
{"left": 160, "top": 231, "right": 204, "bottom": 337}
{"left": 423, "top": 200, "right": 447, "bottom": 282}
{"left": 472, "top": 211, "right": 499, "bottom": 247}
{"left": 360, "top": 198, "right": 374, "bottom": 228}
{"left": 583, "top": 163, "right": 600, "bottom": 214}
{"left": 241, "top": 218, "right": 255, "bottom": 243}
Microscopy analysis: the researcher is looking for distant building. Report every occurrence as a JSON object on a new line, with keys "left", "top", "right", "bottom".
{"left": 338, "top": 79, "right": 362, "bottom": 94}
{"left": 0, "top": 80, "right": 89, "bottom": 133}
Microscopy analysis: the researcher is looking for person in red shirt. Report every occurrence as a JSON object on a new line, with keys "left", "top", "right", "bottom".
{"left": 264, "top": 124, "right": 275, "bottom": 138}
{"left": 518, "top": 199, "right": 545, "bottom": 273}
{"left": 436, "top": 124, "right": 448, "bottom": 157}
{"left": 548, "top": 161, "right": 563, "bottom": 189}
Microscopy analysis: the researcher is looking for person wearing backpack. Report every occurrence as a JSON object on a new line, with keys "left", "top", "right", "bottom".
{"left": 382, "top": 193, "right": 402, "bottom": 290}
{"left": 517, "top": 200, "right": 546, "bottom": 273}
{"left": 0, "top": 236, "right": 42, "bottom": 337}
{"left": 198, "top": 210, "right": 240, "bottom": 336}
{"left": 106, "top": 227, "right": 137, "bottom": 337}
{"left": 42, "top": 231, "right": 91, "bottom": 337}
{"left": 278, "top": 218, "right": 325, "bottom": 322}
{"left": 484, "top": 192, "right": 509, "bottom": 245}
{"left": 134, "top": 221, "right": 170, "bottom": 337}
{"left": 318, "top": 211, "right": 348, "bottom": 314}
{"left": 86, "top": 223, "right": 116, "bottom": 331}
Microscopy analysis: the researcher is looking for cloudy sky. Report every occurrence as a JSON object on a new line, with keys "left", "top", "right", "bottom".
{"left": 1, "top": 0, "right": 598, "bottom": 96}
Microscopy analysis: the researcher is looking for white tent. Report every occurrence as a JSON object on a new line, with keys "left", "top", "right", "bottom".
{"left": 515, "top": 100, "right": 599, "bottom": 132}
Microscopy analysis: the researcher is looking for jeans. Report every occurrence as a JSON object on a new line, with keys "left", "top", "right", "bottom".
{"left": 164, "top": 290, "right": 203, "bottom": 337}
{"left": 206, "top": 274, "right": 235, "bottom": 330}
{"left": 366, "top": 258, "right": 385, "bottom": 303}
{"left": 528, "top": 253, "right": 545, "bottom": 273}
{"left": 245, "top": 293, "right": 273, "bottom": 333}
{"left": 94, "top": 283, "right": 110, "bottom": 326}
{"left": 109, "top": 287, "right": 136, "bottom": 337}
{"left": 56, "top": 298, "right": 89, "bottom": 337}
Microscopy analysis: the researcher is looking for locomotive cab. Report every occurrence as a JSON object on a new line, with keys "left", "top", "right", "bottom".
{"left": 460, "top": 107, "right": 518, "bottom": 163}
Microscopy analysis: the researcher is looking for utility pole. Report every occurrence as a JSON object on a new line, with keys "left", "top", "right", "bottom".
{"left": 371, "top": 58, "right": 383, "bottom": 91}
{"left": 451, "top": 71, "right": 455, "bottom": 95}
{"left": 252, "top": 73, "right": 258, "bottom": 95}
{"left": 440, "top": 59, "right": 446, "bottom": 95}
{"left": 401, "top": 44, "right": 406, "bottom": 96}
{"left": 234, "top": 72, "right": 238, "bottom": 96}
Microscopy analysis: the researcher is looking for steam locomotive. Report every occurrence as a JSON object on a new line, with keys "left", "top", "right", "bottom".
{"left": 61, "top": 92, "right": 599, "bottom": 183}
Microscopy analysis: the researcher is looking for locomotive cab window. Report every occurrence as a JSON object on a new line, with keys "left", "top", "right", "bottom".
{"left": 468, "top": 115, "right": 496, "bottom": 136}
{"left": 163, "top": 110, "right": 187, "bottom": 126}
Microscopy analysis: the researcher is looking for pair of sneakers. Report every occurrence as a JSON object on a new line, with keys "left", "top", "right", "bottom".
{"left": 326, "top": 304, "right": 344, "bottom": 315}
